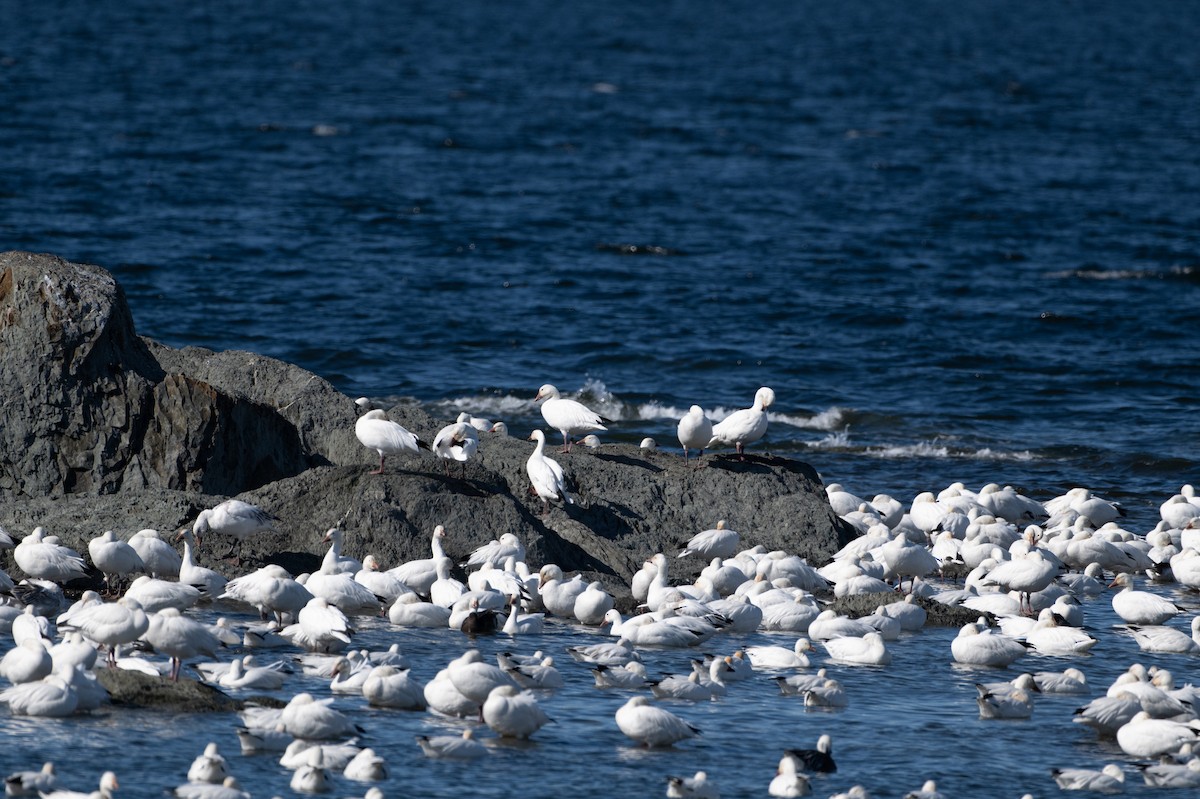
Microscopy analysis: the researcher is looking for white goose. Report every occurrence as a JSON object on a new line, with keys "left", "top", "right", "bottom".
{"left": 706, "top": 386, "right": 774, "bottom": 458}
{"left": 354, "top": 405, "right": 426, "bottom": 475}
{"left": 432, "top": 421, "right": 479, "bottom": 477}
{"left": 526, "top": 430, "right": 575, "bottom": 514}
{"left": 415, "top": 729, "right": 487, "bottom": 760}
{"left": 1110, "top": 572, "right": 1183, "bottom": 625}
{"left": 13, "top": 528, "right": 87, "bottom": 584}
{"left": 0, "top": 667, "right": 79, "bottom": 717}
{"left": 86, "top": 531, "right": 145, "bottom": 593}
{"left": 744, "top": 638, "right": 813, "bottom": 670}
{"left": 387, "top": 593, "right": 451, "bottom": 628}
{"left": 678, "top": 521, "right": 741, "bottom": 560}
{"left": 533, "top": 384, "right": 607, "bottom": 452}
{"left": 362, "top": 665, "right": 425, "bottom": 710}
{"left": 1130, "top": 617, "right": 1200, "bottom": 653}
{"left": 1116, "top": 711, "right": 1200, "bottom": 757}
{"left": 822, "top": 632, "right": 892, "bottom": 666}
{"left": 40, "top": 771, "right": 118, "bottom": 799}
{"left": 386, "top": 525, "right": 449, "bottom": 597}
{"left": 342, "top": 748, "right": 387, "bottom": 782}
{"left": 60, "top": 596, "right": 149, "bottom": 666}
{"left": 280, "top": 692, "right": 359, "bottom": 740}
{"left": 143, "top": 608, "right": 221, "bottom": 681}
{"left": 482, "top": 684, "right": 552, "bottom": 738}
{"left": 220, "top": 564, "right": 313, "bottom": 625}
{"left": 173, "top": 529, "right": 227, "bottom": 598}
{"left": 190, "top": 499, "right": 277, "bottom": 561}
{"left": 614, "top": 696, "right": 699, "bottom": 747}
{"left": 676, "top": 405, "right": 713, "bottom": 466}
{"left": 128, "top": 529, "right": 182, "bottom": 579}
{"left": 1051, "top": 764, "right": 1125, "bottom": 793}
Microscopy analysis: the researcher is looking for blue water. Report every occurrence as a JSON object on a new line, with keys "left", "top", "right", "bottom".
{"left": 2, "top": 0, "right": 1200, "bottom": 794}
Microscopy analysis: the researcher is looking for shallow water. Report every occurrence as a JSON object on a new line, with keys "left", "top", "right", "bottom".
{"left": 4, "top": 578, "right": 1198, "bottom": 799}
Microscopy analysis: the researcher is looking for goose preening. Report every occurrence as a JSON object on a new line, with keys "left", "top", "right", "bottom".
{"left": 354, "top": 404, "right": 427, "bottom": 475}
{"left": 676, "top": 405, "right": 713, "bottom": 467}
{"left": 706, "top": 386, "right": 774, "bottom": 459}
{"left": 526, "top": 430, "right": 575, "bottom": 515}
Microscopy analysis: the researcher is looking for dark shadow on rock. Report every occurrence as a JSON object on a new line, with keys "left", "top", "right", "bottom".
{"left": 266, "top": 550, "right": 322, "bottom": 576}
{"left": 591, "top": 453, "right": 664, "bottom": 473}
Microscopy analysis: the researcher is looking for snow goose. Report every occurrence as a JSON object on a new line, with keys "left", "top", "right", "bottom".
{"left": 822, "top": 632, "right": 892, "bottom": 666}
{"left": 172, "top": 778, "right": 249, "bottom": 799}
{"left": 538, "top": 564, "right": 588, "bottom": 617}
{"left": 1024, "top": 608, "right": 1098, "bottom": 655}
{"left": 950, "top": 619, "right": 1028, "bottom": 667}
{"left": 186, "top": 743, "right": 228, "bottom": 785}
{"left": 4, "top": 762, "right": 57, "bottom": 796}
{"left": 86, "top": 531, "right": 144, "bottom": 594}
{"left": 0, "top": 637, "right": 53, "bottom": 684}
{"left": 650, "top": 660, "right": 727, "bottom": 701}
{"left": 826, "top": 484, "right": 867, "bottom": 517}
{"left": 1073, "top": 692, "right": 1142, "bottom": 737}
{"left": 745, "top": 638, "right": 813, "bottom": 670}
{"left": 1050, "top": 764, "right": 1125, "bottom": 793}
{"left": 488, "top": 421, "right": 509, "bottom": 436}
{"left": 1117, "top": 711, "right": 1200, "bottom": 757}
{"left": 124, "top": 575, "right": 201, "bottom": 614}
{"left": 466, "top": 533, "right": 526, "bottom": 569}
{"left": 289, "top": 747, "right": 331, "bottom": 794}
{"left": 355, "top": 407, "right": 426, "bottom": 475}
{"left": 446, "top": 649, "right": 518, "bottom": 707}
{"left": 279, "top": 739, "right": 362, "bottom": 771}
{"left": 219, "top": 657, "right": 287, "bottom": 691}
{"left": 40, "top": 772, "right": 118, "bottom": 799}
{"left": 342, "top": 748, "right": 386, "bottom": 782}
{"left": 667, "top": 771, "right": 718, "bottom": 799}
{"left": 415, "top": 729, "right": 487, "bottom": 760}
{"left": 706, "top": 387, "right": 774, "bottom": 458}
{"left": 1129, "top": 617, "right": 1200, "bottom": 653}
{"left": 774, "top": 667, "right": 831, "bottom": 697}
{"left": 788, "top": 734, "right": 837, "bottom": 772}
{"left": 975, "top": 684, "right": 1034, "bottom": 719}
{"left": 572, "top": 581, "right": 614, "bottom": 625}
{"left": 0, "top": 668, "right": 78, "bottom": 717}
{"left": 354, "top": 556, "right": 412, "bottom": 606}
{"left": 807, "top": 610, "right": 874, "bottom": 641}
{"left": 61, "top": 596, "right": 149, "bottom": 666}
{"left": 220, "top": 564, "right": 313, "bottom": 625}
{"left": 127, "top": 530, "right": 182, "bottom": 579}
{"left": 422, "top": 667, "right": 480, "bottom": 718}
{"left": 566, "top": 637, "right": 641, "bottom": 666}
{"left": 428, "top": 558, "right": 466, "bottom": 609}
{"left": 432, "top": 421, "right": 479, "bottom": 477}
{"left": 878, "top": 533, "right": 939, "bottom": 593}
{"left": 173, "top": 530, "right": 227, "bottom": 598}
{"left": 482, "top": 684, "right": 552, "bottom": 738}
{"left": 1139, "top": 757, "right": 1200, "bottom": 788}
{"left": 283, "top": 596, "right": 353, "bottom": 653}
{"left": 603, "top": 609, "right": 705, "bottom": 648}
{"left": 614, "top": 696, "right": 699, "bottom": 747}
{"left": 803, "top": 677, "right": 849, "bottom": 708}
{"left": 384, "top": 525, "right": 448, "bottom": 597}
{"left": 976, "top": 548, "right": 1059, "bottom": 615}
{"left": 301, "top": 568, "right": 381, "bottom": 616}
{"left": 768, "top": 751, "right": 811, "bottom": 797}
{"left": 362, "top": 664, "right": 425, "bottom": 709}
{"left": 387, "top": 593, "right": 451, "bottom": 628}
{"left": 1033, "top": 667, "right": 1088, "bottom": 694}
{"left": 677, "top": 405, "right": 714, "bottom": 466}
{"left": 280, "top": 692, "right": 359, "bottom": 740}
{"left": 502, "top": 654, "right": 564, "bottom": 690}
{"left": 191, "top": 499, "right": 277, "bottom": 561}
{"left": 13, "top": 528, "right": 87, "bottom": 584}
{"left": 678, "top": 521, "right": 740, "bottom": 560}
{"left": 526, "top": 430, "right": 575, "bottom": 514}
{"left": 902, "top": 780, "right": 945, "bottom": 799}
{"left": 319, "top": 528, "right": 362, "bottom": 575}
{"left": 1110, "top": 573, "right": 1182, "bottom": 625}
{"left": 591, "top": 661, "right": 650, "bottom": 689}
{"left": 143, "top": 607, "right": 221, "bottom": 681}
{"left": 328, "top": 656, "right": 371, "bottom": 694}
{"left": 534, "top": 384, "right": 608, "bottom": 452}
{"left": 877, "top": 594, "right": 927, "bottom": 631}
{"left": 501, "top": 594, "right": 544, "bottom": 635}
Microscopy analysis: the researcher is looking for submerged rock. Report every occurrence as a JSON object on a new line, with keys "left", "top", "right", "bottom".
{"left": 0, "top": 252, "right": 856, "bottom": 586}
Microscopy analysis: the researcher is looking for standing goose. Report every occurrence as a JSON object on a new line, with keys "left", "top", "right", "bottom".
{"left": 526, "top": 430, "right": 575, "bottom": 515}
{"left": 191, "top": 500, "right": 278, "bottom": 562}
{"left": 676, "top": 405, "right": 714, "bottom": 467}
{"left": 533, "top": 384, "right": 607, "bottom": 453}
{"left": 354, "top": 404, "right": 427, "bottom": 475}
{"left": 86, "top": 531, "right": 145, "bottom": 595}
{"left": 706, "top": 387, "right": 775, "bottom": 459}
{"left": 432, "top": 421, "right": 479, "bottom": 478}
{"left": 174, "top": 529, "right": 227, "bottom": 599}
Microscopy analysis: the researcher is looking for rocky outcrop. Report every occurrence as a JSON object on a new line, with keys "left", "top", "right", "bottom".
{"left": 0, "top": 252, "right": 856, "bottom": 588}
{"left": 95, "top": 667, "right": 243, "bottom": 711}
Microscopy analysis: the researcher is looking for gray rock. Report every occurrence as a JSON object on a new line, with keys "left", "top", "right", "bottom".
{"left": 0, "top": 251, "right": 857, "bottom": 589}
{"left": 95, "top": 667, "right": 243, "bottom": 712}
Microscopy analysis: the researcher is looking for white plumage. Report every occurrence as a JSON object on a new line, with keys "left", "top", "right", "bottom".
{"left": 706, "top": 387, "right": 774, "bottom": 457}
{"left": 526, "top": 430, "right": 575, "bottom": 515}
{"left": 534, "top": 384, "right": 607, "bottom": 452}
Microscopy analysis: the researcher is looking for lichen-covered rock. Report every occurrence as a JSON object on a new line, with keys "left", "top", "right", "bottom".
{"left": 95, "top": 667, "right": 242, "bottom": 712}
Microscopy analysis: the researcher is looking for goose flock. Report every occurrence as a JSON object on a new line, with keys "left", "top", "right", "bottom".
{"left": 3, "top": 387, "right": 1200, "bottom": 798}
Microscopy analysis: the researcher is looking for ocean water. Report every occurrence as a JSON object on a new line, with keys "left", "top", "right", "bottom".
{"left": 2, "top": 0, "right": 1200, "bottom": 795}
